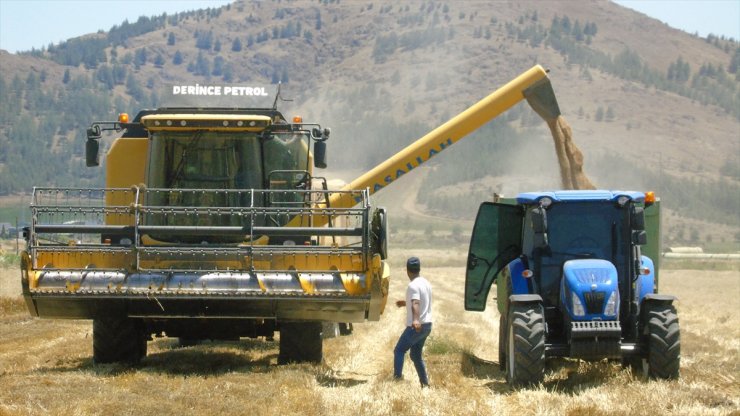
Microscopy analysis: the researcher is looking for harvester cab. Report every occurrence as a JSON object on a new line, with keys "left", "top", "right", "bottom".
{"left": 465, "top": 191, "right": 680, "bottom": 385}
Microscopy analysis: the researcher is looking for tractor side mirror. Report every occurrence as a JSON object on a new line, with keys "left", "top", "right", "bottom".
{"left": 312, "top": 127, "right": 330, "bottom": 169}
{"left": 314, "top": 140, "right": 327, "bottom": 169}
{"left": 86, "top": 138, "right": 100, "bottom": 167}
{"left": 632, "top": 230, "right": 647, "bottom": 245}
{"left": 531, "top": 206, "right": 550, "bottom": 253}
{"left": 85, "top": 124, "right": 102, "bottom": 167}
{"left": 531, "top": 207, "right": 547, "bottom": 234}
{"left": 631, "top": 206, "right": 645, "bottom": 230}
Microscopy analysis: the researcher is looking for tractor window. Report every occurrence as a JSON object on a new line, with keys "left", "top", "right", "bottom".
{"left": 465, "top": 202, "right": 523, "bottom": 312}
{"left": 529, "top": 202, "right": 630, "bottom": 307}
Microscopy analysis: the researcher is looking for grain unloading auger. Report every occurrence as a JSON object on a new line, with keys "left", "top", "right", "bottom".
{"left": 21, "top": 65, "right": 570, "bottom": 364}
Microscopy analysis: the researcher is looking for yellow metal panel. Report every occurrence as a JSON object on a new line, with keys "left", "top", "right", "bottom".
{"left": 105, "top": 137, "right": 148, "bottom": 225}
{"left": 330, "top": 65, "right": 551, "bottom": 210}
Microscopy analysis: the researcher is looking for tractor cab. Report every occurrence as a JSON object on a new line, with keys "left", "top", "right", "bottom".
{"left": 464, "top": 190, "right": 677, "bottom": 385}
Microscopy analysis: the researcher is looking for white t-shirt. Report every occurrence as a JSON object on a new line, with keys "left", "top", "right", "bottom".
{"left": 406, "top": 276, "right": 433, "bottom": 326}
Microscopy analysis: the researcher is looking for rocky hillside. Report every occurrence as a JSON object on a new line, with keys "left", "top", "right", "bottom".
{"left": 0, "top": 0, "right": 738, "bottom": 244}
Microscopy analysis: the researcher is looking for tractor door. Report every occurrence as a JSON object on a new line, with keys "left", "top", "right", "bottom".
{"left": 465, "top": 202, "right": 523, "bottom": 311}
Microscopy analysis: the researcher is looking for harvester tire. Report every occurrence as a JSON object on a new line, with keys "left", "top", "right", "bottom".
{"left": 93, "top": 317, "right": 147, "bottom": 364}
{"left": 506, "top": 303, "right": 545, "bottom": 386}
{"left": 278, "top": 321, "right": 323, "bottom": 364}
{"left": 644, "top": 303, "right": 680, "bottom": 379}
{"left": 338, "top": 323, "right": 353, "bottom": 336}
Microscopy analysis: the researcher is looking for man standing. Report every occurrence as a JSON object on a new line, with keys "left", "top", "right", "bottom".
{"left": 393, "top": 256, "right": 433, "bottom": 387}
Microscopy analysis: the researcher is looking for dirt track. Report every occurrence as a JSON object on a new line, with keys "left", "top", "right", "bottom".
{"left": 1, "top": 259, "right": 738, "bottom": 415}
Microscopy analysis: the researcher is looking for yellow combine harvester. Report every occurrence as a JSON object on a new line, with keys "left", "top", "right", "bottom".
{"left": 21, "top": 65, "right": 562, "bottom": 364}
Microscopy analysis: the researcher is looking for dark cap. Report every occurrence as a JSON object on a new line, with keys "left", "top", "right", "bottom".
{"left": 406, "top": 256, "right": 421, "bottom": 272}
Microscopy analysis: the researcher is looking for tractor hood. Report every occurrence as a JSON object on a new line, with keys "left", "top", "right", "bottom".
{"left": 561, "top": 259, "right": 619, "bottom": 320}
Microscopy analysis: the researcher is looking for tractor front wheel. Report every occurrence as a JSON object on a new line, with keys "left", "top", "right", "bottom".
{"left": 506, "top": 303, "right": 546, "bottom": 386}
{"left": 643, "top": 303, "right": 680, "bottom": 379}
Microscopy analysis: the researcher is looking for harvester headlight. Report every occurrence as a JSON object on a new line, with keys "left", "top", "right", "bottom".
{"left": 571, "top": 292, "right": 585, "bottom": 316}
{"left": 604, "top": 290, "right": 619, "bottom": 316}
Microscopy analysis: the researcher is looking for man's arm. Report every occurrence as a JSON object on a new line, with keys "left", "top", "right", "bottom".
{"left": 411, "top": 299, "right": 421, "bottom": 332}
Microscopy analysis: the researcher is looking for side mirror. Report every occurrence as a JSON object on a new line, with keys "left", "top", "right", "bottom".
{"left": 314, "top": 140, "right": 327, "bottom": 169}
{"left": 531, "top": 207, "right": 550, "bottom": 253}
{"left": 631, "top": 206, "right": 645, "bottom": 230}
{"left": 531, "top": 207, "right": 547, "bottom": 234}
{"left": 632, "top": 230, "right": 647, "bottom": 245}
{"left": 86, "top": 139, "right": 100, "bottom": 167}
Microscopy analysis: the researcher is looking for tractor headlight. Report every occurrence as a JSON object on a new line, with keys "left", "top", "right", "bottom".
{"left": 604, "top": 291, "right": 619, "bottom": 316}
{"left": 571, "top": 292, "right": 585, "bottom": 316}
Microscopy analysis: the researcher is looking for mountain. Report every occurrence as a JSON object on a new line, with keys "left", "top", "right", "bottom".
{"left": 0, "top": 0, "right": 738, "bottom": 245}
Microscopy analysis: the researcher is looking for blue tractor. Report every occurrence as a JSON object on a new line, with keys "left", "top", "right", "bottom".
{"left": 464, "top": 190, "right": 680, "bottom": 385}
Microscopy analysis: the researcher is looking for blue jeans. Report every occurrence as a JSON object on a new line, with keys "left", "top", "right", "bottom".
{"left": 393, "top": 323, "right": 432, "bottom": 386}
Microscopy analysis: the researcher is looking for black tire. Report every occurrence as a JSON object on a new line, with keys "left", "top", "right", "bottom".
{"left": 338, "top": 323, "right": 353, "bottom": 336}
{"left": 621, "top": 355, "right": 643, "bottom": 374}
{"left": 278, "top": 321, "right": 323, "bottom": 364}
{"left": 93, "top": 317, "right": 147, "bottom": 364}
{"left": 178, "top": 338, "right": 202, "bottom": 347}
{"left": 643, "top": 303, "right": 680, "bottom": 379}
{"left": 506, "top": 303, "right": 546, "bottom": 386}
{"left": 498, "top": 314, "right": 506, "bottom": 371}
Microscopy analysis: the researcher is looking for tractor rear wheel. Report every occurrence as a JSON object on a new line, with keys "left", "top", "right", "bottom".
{"left": 506, "top": 303, "right": 546, "bottom": 386}
{"left": 278, "top": 321, "right": 323, "bottom": 364}
{"left": 643, "top": 303, "right": 680, "bottom": 379}
{"left": 93, "top": 317, "right": 147, "bottom": 364}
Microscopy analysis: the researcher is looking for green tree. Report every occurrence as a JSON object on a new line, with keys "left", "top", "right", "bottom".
{"left": 605, "top": 106, "right": 615, "bottom": 121}
{"left": 173, "top": 50, "right": 183, "bottom": 65}
{"left": 154, "top": 53, "right": 165, "bottom": 68}
{"left": 212, "top": 56, "right": 224, "bottom": 76}
{"left": 595, "top": 106, "right": 604, "bottom": 121}
{"left": 134, "top": 48, "right": 148, "bottom": 67}
{"left": 231, "top": 37, "right": 242, "bottom": 52}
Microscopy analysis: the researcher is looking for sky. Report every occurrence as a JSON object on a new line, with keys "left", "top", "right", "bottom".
{"left": 0, "top": 0, "right": 739, "bottom": 53}
{"left": 0, "top": 0, "right": 232, "bottom": 53}
{"left": 613, "top": 0, "right": 739, "bottom": 40}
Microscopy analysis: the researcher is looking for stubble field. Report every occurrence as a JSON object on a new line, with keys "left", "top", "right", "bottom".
{"left": 0, "top": 249, "right": 738, "bottom": 415}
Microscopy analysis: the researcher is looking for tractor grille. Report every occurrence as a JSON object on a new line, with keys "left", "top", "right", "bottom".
{"left": 583, "top": 291, "right": 605, "bottom": 315}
